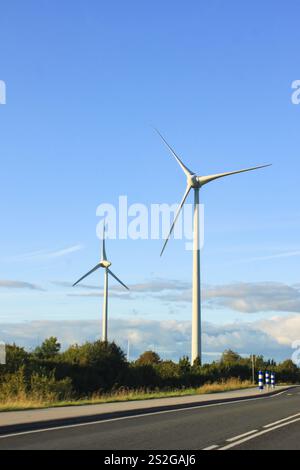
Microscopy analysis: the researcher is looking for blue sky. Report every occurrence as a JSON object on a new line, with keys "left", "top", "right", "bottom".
{"left": 0, "top": 0, "right": 300, "bottom": 361}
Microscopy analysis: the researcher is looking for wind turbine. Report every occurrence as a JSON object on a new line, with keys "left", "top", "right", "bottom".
{"left": 156, "top": 129, "right": 271, "bottom": 365}
{"left": 73, "top": 226, "right": 129, "bottom": 342}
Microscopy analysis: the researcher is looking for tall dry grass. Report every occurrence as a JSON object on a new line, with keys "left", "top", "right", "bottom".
{"left": 0, "top": 368, "right": 73, "bottom": 411}
{"left": 0, "top": 378, "right": 253, "bottom": 412}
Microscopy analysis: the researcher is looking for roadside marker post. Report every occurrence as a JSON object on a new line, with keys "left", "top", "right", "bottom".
{"left": 271, "top": 372, "right": 275, "bottom": 389}
{"left": 258, "top": 371, "right": 264, "bottom": 391}
{"left": 265, "top": 371, "right": 270, "bottom": 390}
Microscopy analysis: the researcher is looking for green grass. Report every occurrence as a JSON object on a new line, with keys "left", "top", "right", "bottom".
{"left": 0, "top": 379, "right": 254, "bottom": 412}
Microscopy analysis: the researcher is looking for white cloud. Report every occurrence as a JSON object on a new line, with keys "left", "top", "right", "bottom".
{"left": 54, "top": 279, "right": 191, "bottom": 292}
{"left": 44, "top": 245, "right": 83, "bottom": 259}
{"left": 258, "top": 315, "right": 300, "bottom": 346}
{"left": 129, "top": 280, "right": 300, "bottom": 315}
{"left": 205, "top": 282, "right": 300, "bottom": 314}
{"left": 68, "top": 291, "right": 133, "bottom": 300}
{"left": 0, "top": 280, "right": 44, "bottom": 291}
{"left": 55, "top": 278, "right": 191, "bottom": 301}
{"left": 9, "top": 245, "right": 83, "bottom": 262}
{"left": 242, "top": 250, "right": 300, "bottom": 263}
{"left": 55, "top": 279, "right": 300, "bottom": 315}
{"left": 0, "top": 316, "right": 294, "bottom": 362}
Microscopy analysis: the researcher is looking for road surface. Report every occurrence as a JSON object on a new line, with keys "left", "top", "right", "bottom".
{"left": 0, "top": 388, "right": 300, "bottom": 450}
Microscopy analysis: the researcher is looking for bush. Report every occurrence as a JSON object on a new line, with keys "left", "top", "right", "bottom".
{"left": 0, "top": 367, "right": 28, "bottom": 400}
{"left": 0, "top": 367, "right": 73, "bottom": 403}
{"left": 30, "top": 372, "right": 73, "bottom": 401}
{"left": 1, "top": 340, "right": 300, "bottom": 406}
{"left": 2, "top": 345, "right": 29, "bottom": 374}
{"left": 155, "top": 361, "right": 180, "bottom": 387}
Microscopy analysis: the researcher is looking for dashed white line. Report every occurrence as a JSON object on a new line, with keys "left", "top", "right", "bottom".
{"left": 203, "top": 445, "right": 219, "bottom": 450}
{"left": 263, "top": 412, "right": 300, "bottom": 429}
{"left": 219, "top": 417, "right": 300, "bottom": 450}
{"left": 226, "top": 429, "right": 258, "bottom": 442}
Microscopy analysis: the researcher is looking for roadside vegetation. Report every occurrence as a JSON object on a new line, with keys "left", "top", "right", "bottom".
{"left": 0, "top": 338, "right": 299, "bottom": 411}
{"left": 0, "top": 378, "right": 253, "bottom": 412}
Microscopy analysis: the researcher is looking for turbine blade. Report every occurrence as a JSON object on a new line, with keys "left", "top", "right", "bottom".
{"left": 73, "top": 263, "right": 101, "bottom": 287}
{"left": 102, "top": 223, "right": 107, "bottom": 261}
{"left": 107, "top": 269, "right": 129, "bottom": 290}
{"left": 198, "top": 164, "right": 272, "bottom": 186}
{"left": 155, "top": 128, "right": 194, "bottom": 177}
{"left": 160, "top": 184, "right": 192, "bottom": 256}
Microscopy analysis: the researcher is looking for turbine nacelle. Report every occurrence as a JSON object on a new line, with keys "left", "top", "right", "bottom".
{"left": 72, "top": 223, "right": 129, "bottom": 291}
{"left": 100, "top": 260, "right": 112, "bottom": 268}
{"left": 188, "top": 174, "right": 201, "bottom": 189}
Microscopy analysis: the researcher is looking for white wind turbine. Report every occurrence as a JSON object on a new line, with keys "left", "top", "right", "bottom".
{"left": 156, "top": 129, "right": 271, "bottom": 365}
{"left": 73, "top": 226, "right": 129, "bottom": 342}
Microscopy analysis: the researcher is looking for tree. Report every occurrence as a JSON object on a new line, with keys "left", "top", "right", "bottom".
{"left": 60, "top": 340, "right": 128, "bottom": 392}
{"left": 276, "top": 359, "right": 300, "bottom": 384}
{"left": 2, "top": 344, "right": 29, "bottom": 373}
{"left": 62, "top": 340, "right": 126, "bottom": 367}
{"left": 221, "top": 350, "right": 242, "bottom": 364}
{"left": 34, "top": 337, "right": 61, "bottom": 359}
{"left": 192, "top": 356, "right": 202, "bottom": 368}
{"left": 179, "top": 356, "right": 191, "bottom": 374}
{"left": 136, "top": 351, "right": 161, "bottom": 366}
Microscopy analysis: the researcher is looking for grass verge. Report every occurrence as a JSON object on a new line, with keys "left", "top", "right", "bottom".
{"left": 0, "top": 378, "right": 255, "bottom": 412}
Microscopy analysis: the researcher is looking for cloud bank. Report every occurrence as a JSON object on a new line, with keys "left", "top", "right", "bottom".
{"left": 59, "top": 279, "right": 300, "bottom": 315}
{"left": 0, "top": 316, "right": 296, "bottom": 362}
{"left": 2, "top": 278, "right": 300, "bottom": 318}
{"left": 205, "top": 282, "right": 300, "bottom": 314}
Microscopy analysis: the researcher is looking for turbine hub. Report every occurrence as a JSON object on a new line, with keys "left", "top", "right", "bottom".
{"left": 188, "top": 174, "right": 201, "bottom": 188}
{"left": 100, "top": 260, "right": 111, "bottom": 268}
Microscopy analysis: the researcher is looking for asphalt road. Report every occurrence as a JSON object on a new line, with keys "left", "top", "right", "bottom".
{"left": 0, "top": 389, "right": 300, "bottom": 450}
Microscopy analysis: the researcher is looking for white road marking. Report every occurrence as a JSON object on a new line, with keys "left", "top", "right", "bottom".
{"left": 226, "top": 429, "right": 258, "bottom": 442}
{"left": 263, "top": 412, "right": 300, "bottom": 428}
{"left": 219, "top": 417, "right": 300, "bottom": 450}
{"left": 0, "top": 389, "right": 293, "bottom": 441}
{"left": 203, "top": 445, "right": 219, "bottom": 450}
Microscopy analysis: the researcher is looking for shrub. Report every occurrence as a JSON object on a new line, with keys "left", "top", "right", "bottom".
{"left": 0, "top": 367, "right": 28, "bottom": 400}
{"left": 0, "top": 367, "right": 72, "bottom": 403}
{"left": 1, "top": 341, "right": 300, "bottom": 407}
{"left": 30, "top": 372, "right": 73, "bottom": 401}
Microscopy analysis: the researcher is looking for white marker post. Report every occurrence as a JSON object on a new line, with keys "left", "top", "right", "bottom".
{"left": 271, "top": 372, "right": 275, "bottom": 389}
{"left": 258, "top": 371, "right": 264, "bottom": 392}
{"left": 265, "top": 371, "right": 270, "bottom": 390}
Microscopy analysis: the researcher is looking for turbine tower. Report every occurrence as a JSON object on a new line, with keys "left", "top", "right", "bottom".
{"left": 73, "top": 226, "right": 129, "bottom": 342}
{"left": 156, "top": 129, "right": 271, "bottom": 365}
